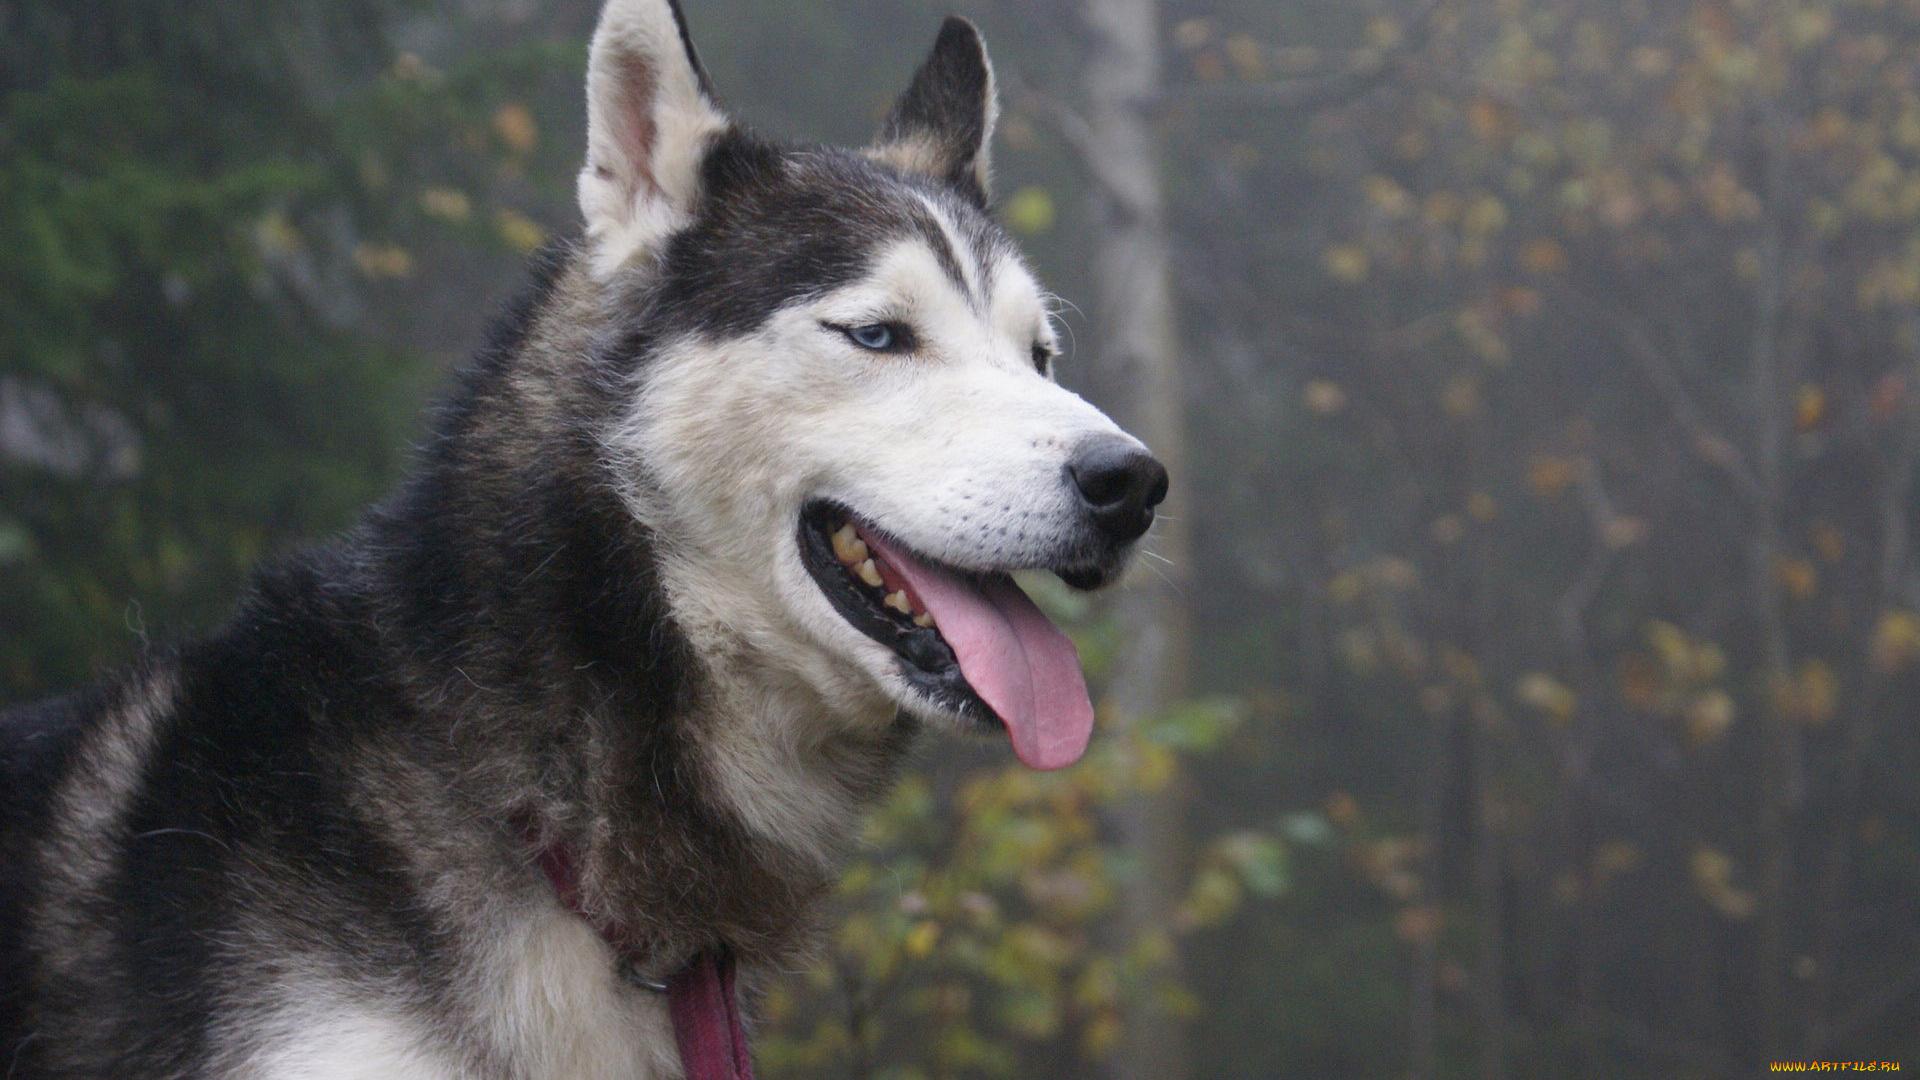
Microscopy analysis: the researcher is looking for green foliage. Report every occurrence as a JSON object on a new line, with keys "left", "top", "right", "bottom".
{"left": 0, "top": 58, "right": 421, "bottom": 696}
{"left": 759, "top": 731, "right": 1287, "bottom": 1079}
{"left": 759, "top": 603, "right": 1286, "bottom": 1080}
{"left": 0, "top": 0, "right": 585, "bottom": 701}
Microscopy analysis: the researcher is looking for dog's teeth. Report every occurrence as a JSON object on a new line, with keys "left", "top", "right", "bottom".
{"left": 856, "top": 559, "right": 883, "bottom": 587}
{"left": 831, "top": 523, "right": 867, "bottom": 565}
{"left": 913, "top": 612, "right": 935, "bottom": 628}
{"left": 885, "top": 590, "right": 912, "bottom": 614}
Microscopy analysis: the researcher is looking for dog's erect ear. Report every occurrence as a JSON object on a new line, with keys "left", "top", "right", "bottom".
{"left": 868, "top": 17, "right": 998, "bottom": 207}
{"left": 578, "top": 0, "right": 729, "bottom": 280}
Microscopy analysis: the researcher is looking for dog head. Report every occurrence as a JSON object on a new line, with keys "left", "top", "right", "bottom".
{"left": 585, "top": 0, "right": 1166, "bottom": 771}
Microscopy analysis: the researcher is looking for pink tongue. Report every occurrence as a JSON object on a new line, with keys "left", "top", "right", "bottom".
{"left": 862, "top": 534, "right": 1094, "bottom": 770}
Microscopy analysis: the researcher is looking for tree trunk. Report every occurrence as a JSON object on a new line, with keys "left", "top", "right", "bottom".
{"left": 1747, "top": 138, "right": 1796, "bottom": 1065}
{"left": 1079, "top": 2, "right": 1192, "bottom": 1079}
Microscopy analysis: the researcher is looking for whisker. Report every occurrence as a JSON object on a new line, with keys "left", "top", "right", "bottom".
{"left": 1140, "top": 557, "right": 1187, "bottom": 597}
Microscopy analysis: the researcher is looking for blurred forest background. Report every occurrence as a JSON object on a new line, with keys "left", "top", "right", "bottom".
{"left": 5, "top": 0, "right": 1920, "bottom": 1076}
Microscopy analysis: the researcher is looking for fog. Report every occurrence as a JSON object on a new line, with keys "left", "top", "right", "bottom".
{"left": 3, "top": 0, "right": 1917, "bottom": 1075}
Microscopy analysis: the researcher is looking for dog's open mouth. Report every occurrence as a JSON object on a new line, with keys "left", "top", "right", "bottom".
{"left": 798, "top": 502, "right": 1094, "bottom": 770}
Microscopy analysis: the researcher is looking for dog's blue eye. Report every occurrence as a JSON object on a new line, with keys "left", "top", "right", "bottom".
{"left": 847, "top": 324, "right": 896, "bottom": 350}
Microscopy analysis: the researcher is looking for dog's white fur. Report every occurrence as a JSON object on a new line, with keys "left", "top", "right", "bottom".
{"left": 611, "top": 230, "right": 1139, "bottom": 865}
{"left": 231, "top": 901, "right": 674, "bottom": 1079}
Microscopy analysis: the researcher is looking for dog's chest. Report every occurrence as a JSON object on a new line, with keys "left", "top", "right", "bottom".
{"left": 240, "top": 907, "right": 678, "bottom": 1080}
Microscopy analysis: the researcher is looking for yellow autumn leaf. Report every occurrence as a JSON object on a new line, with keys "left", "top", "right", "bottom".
{"left": 1520, "top": 238, "right": 1569, "bottom": 274}
{"left": 495, "top": 209, "right": 547, "bottom": 253}
{"left": 1454, "top": 308, "right": 1510, "bottom": 364}
{"left": 1372, "top": 556, "right": 1418, "bottom": 589}
{"left": 1394, "top": 905, "right": 1441, "bottom": 945}
{"left": 1324, "top": 791, "right": 1360, "bottom": 828}
{"left": 1692, "top": 846, "right": 1755, "bottom": 919}
{"left": 255, "top": 210, "right": 305, "bottom": 256}
{"left": 1133, "top": 742, "right": 1177, "bottom": 791}
{"left": 1502, "top": 285, "right": 1542, "bottom": 317}
{"left": 1338, "top": 628, "right": 1379, "bottom": 670}
{"left": 420, "top": 186, "right": 472, "bottom": 223}
{"left": 1003, "top": 185, "right": 1055, "bottom": 235}
{"left": 1172, "top": 18, "right": 1213, "bottom": 50}
{"left": 1441, "top": 374, "right": 1482, "bottom": 419}
{"left": 1527, "top": 455, "right": 1579, "bottom": 496}
{"left": 1690, "top": 845, "right": 1733, "bottom": 889}
{"left": 904, "top": 920, "right": 940, "bottom": 958}
{"left": 1515, "top": 672, "right": 1578, "bottom": 725}
{"left": 492, "top": 102, "right": 538, "bottom": 154}
{"left": 1775, "top": 557, "right": 1818, "bottom": 600}
{"left": 1082, "top": 1012, "right": 1124, "bottom": 1058}
{"left": 353, "top": 243, "right": 415, "bottom": 279}
{"left": 1593, "top": 840, "right": 1642, "bottom": 878}
{"left": 1468, "top": 98, "right": 1509, "bottom": 143}
{"left": 1421, "top": 191, "right": 1462, "bottom": 226}
{"left": 1223, "top": 34, "right": 1265, "bottom": 80}
{"left": 1872, "top": 609, "right": 1920, "bottom": 673}
{"left": 1787, "top": 659, "right": 1839, "bottom": 727}
{"left": 1178, "top": 865, "right": 1242, "bottom": 929}
{"left": 1323, "top": 244, "right": 1370, "bottom": 284}
{"left": 1462, "top": 195, "right": 1509, "bottom": 236}
{"left": 1365, "top": 15, "right": 1403, "bottom": 50}
{"left": 1795, "top": 384, "right": 1827, "bottom": 431}
{"left": 1327, "top": 571, "right": 1364, "bottom": 604}
{"left": 1602, "top": 516, "right": 1648, "bottom": 549}
{"left": 1303, "top": 378, "right": 1348, "bottom": 414}
{"left": 1789, "top": 8, "right": 1832, "bottom": 48}
{"left": 1363, "top": 175, "right": 1413, "bottom": 216}
{"left": 1684, "top": 689, "right": 1736, "bottom": 745}
{"left": 1647, "top": 621, "right": 1692, "bottom": 678}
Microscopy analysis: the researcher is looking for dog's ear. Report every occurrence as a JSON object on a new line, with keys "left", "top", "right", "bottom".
{"left": 868, "top": 17, "right": 998, "bottom": 207}
{"left": 578, "top": 0, "right": 730, "bottom": 280}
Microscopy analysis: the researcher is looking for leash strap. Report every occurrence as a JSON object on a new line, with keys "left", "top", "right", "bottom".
{"left": 526, "top": 829, "right": 753, "bottom": 1080}
{"left": 667, "top": 949, "right": 753, "bottom": 1080}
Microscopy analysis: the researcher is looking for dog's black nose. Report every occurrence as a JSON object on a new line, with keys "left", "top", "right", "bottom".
{"left": 1068, "top": 436, "right": 1168, "bottom": 545}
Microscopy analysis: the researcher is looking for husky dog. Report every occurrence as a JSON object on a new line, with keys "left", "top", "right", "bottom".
{"left": 0, "top": 0, "right": 1166, "bottom": 1075}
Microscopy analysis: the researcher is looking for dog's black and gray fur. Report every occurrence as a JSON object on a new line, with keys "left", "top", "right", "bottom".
{"left": 0, "top": 1, "right": 1165, "bottom": 1075}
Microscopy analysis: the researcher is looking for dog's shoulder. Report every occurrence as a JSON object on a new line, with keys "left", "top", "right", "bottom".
{"left": 1, "top": 687, "right": 96, "bottom": 845}
{"left": 1, "top": 659, "right": 182, "bottom": 1066}
{"left": 0, "top": 549, "right": 418, "bottom": 1073}
{"left": 1, "top": 685, "right": 95, "bottom": 1051}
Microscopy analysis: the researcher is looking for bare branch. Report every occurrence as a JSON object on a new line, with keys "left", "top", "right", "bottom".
{"left": 1555, "top": 458, "right": 1623, "bottom": 649}
{"left": 1161, "top": 0, "right": 1448, "bottom": 113}
{"left": 1004, "top": 75, "right": 1146, "bottom": 212}
{"left": 1159, "top": 64, "right": 1398, "bottom": 111}
{"left": 1557, "top": 289, "right": 1766, "bottom": 510}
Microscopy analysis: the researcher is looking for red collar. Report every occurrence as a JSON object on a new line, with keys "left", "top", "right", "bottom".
{"left": 530, "top": 834, "right": 754, "bottom": 1080}
{"left": 666, "top": 950, "right": 754, "bottom": 1080}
